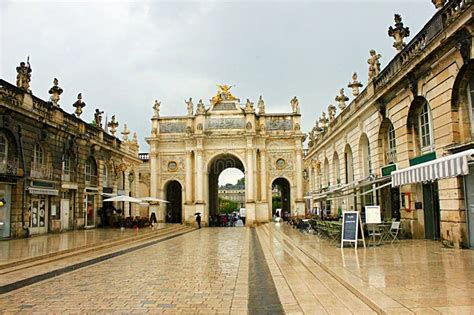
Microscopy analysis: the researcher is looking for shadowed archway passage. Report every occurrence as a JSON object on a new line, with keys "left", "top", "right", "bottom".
{"left": 208, "top": 154, "right": 245, "bottom": 221}
{"left": 165, "top": 180, "right": 182, "bottom": 223}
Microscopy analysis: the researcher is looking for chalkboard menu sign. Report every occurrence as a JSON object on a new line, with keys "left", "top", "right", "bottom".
{"left": 342, "top": 212, "right": 358, "bottom": 240}
{"left": 341, "top": 211, "right": 365, "bottom": 248}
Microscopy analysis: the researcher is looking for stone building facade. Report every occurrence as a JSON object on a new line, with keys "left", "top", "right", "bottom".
{"left": 0, "top": 72, "right": 141, "bottom": 238}
{"left": 146, "top": 87, "right": 306, "bottom": 226}
{"left": 218, "top": 185, "right": 246, "bottom": 208}
{"left": 304, "top": 0, "right": 474, "bottom": 248}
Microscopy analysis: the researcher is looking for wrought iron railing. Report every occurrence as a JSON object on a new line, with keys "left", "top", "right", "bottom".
{"left": 0, "top": 158, "right": 19, "bottom": 176}
{"left": 30, "top": 162, "right": 53, "bottom": 180}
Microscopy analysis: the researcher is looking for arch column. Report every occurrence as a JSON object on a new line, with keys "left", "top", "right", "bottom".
{"left": 295, "top": 142, "right": 305, "bottom": 215}
{"left": 245, "top": 137, "right": 256, "bottom": 225}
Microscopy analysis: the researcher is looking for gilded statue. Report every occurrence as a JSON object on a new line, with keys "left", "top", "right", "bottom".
{"left": 211, "top": 84, "right": 236, "bottom": 104}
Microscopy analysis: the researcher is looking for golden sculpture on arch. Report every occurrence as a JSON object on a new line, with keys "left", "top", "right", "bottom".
{"left": 211, "top": 84, "right": 237, "bottom": 104}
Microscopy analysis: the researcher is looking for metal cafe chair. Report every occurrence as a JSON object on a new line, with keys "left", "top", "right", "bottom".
{"left": 389, "top": 221, "right": 401, "bottom": 243}
{"left": 367, "top": 224, "right": 383, "bottom": 245}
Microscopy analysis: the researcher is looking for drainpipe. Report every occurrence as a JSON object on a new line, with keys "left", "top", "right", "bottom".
{"left": 18, "top": 125, "right": 29, "bottom": 236}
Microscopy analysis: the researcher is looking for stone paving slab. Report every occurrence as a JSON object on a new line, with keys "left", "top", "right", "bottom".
{"left": 267, "top": 222, "right": 474, "bottom": 314}
{"left": 0, "top": 224, "right": 167, "bottom": 266}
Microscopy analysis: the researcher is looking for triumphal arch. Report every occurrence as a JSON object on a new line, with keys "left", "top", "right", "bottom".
{"left": 146, "top": 85, "right": 306, "bottom": 226}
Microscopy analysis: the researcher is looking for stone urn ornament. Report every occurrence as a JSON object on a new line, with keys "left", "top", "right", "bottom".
{"left": 122, "top": 124, "right": 130, "bottom": 141}
{"left": 388, "top": 14, "right": 410, "bottom": 52}
{"left": 335, "top": 88, "right": 349, "bottom": 111}
{"left": 48, "top": 78, "right": 63, "bottom": 107}
{"left": 107, "top": 115, "right": 119, "bottom": 136}
{"left": 72, "top": 93, "right": 86, "bottom": 118}
{"left": 348, "top": 72, "right": 363, "bottom": 97}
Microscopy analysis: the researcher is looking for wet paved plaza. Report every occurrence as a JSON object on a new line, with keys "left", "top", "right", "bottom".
{"left": 0, "top": 224, "right": 473, "bottom": 314}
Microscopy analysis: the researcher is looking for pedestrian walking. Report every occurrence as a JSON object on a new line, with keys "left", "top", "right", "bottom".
{"left": 195, "top": 212, "right": 202, "bottom": 229}
{"left": 150, "top": 212, "right": 157, "bottom": 229}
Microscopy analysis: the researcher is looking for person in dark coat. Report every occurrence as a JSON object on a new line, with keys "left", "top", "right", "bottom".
{"left": 195, "top": 213, "right": 202, "bottom": 229}
{"left": 150, "top": 212, "right": 157, "bottom": 229}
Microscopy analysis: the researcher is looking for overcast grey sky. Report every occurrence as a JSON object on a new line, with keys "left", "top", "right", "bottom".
{"left": 1, "top": 0, "right": 435, "bottom": 184}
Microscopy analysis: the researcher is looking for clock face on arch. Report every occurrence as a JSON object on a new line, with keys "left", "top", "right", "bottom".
{"left": 276, "top": 158, "right": 286, "bottom": 169}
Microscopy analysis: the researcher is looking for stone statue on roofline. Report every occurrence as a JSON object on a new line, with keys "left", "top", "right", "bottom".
{"left": 388, "top": 14, "right": 410, "bottom": 52}
{"left": 73, "top": 93, "right": 86, "bottom": 118}
{"left": 48, "top": 78, "right": 63, "bottom": 107}
{"left": 153, "top": 100, "right": 161, "bottom": 118}
{"left": 185, "top": 97, "right": 193, "bottom": 116}
{"left": 348, "top": 72, "right": 363, "bottom": 97}
{"left": 368, "top": 50, "right": 382, "bottom": 81}
{"left": 196, "top": 99, "right": 206, "bottom": 114}
{"left": 16, "top": 57, "right": 32, "bottom": 92}
{"left": 245, "top": 98, "right": 254, "bottom": 112}
{"left": 290, "top": 96, "right": 300, "bottom": 114}
{"left": 258, "top": 95, "right": 265, "bottom": 114}
{"left": 319, "top": 112, "right": 328, "bottom": 130}
{"left": 94, "top": 108, "right": 104, "bottom": 129}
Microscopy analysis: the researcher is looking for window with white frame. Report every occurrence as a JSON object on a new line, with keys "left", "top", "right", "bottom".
{"left": 468, "top": 75, "right": 474, "bottom": 136}
{"left": 419, "top": 101, "right": 433, "bottom": 152}
{"left": 102, "top": 165, "right": 108, "bottom": 187}
{"left": 33, "top": 143, "right": 44, "bottom": 166}
{"left": 85, "top": 157, "right": 98, "bottom": 185}
{"left": 387, "top": 123, "right": 397, "bottom": 163}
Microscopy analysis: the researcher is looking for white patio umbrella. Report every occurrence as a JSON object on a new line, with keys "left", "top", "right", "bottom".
{"left": 140, "top": 197, "right": 169, "bottom": 203}
{"left": 103, "top": 195, "right": 143, "bottom": 203}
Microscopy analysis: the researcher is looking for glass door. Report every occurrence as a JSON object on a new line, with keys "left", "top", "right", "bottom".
{"left": 30, "top": 196, "right": 47, "bottom": 234}
{"left": 85, "top": 194, "right": 95, "bottom": 227}
{"left": 0, "top": 184, "right": 11, "bottom": 238}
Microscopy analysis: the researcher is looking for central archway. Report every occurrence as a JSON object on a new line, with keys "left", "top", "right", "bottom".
{"left": 207, "top": 154, "right": 245, "bottom": 225}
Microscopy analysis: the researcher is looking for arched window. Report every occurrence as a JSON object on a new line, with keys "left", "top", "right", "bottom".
{"left": 419, "top": 100, "right": 433, "bottom": 152}
{"left": 344, "top": 145, "right": 354, "bottom": 184}
{"left": 324, "top": 158, "right": 330, "bottom": 187}
{"left": 333, "top": 153, "right": 340, "bottom": 185}
{"left": 85, "top": 157, "right": 98, "bottom": 186}
{"left": 33, "top": 143, "right": 44, "bottom": 166}
{"left": 359, "top": 134, "right": 372, "bottom": 178}
{"left": 0, "top": 134, "right": 7, "bottom": 161}
{"left": 387, "top": 123, "right": 397, "bottom": 163}
{"left": 467, "top": 74, "right": 474, "bottom": 136}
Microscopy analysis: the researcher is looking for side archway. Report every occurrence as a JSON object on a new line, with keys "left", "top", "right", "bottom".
{"left": 164, "top": 180, "right": 183, "bottom": 223}
{"left": 271, "top": 177, "right": 291, "bottom": 219}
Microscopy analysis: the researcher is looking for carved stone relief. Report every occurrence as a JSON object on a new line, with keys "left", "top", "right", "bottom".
{"left": 159, "top": 122, "right": 187, "bottom": 133}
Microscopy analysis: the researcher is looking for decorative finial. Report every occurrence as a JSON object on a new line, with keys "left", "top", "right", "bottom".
{"left": 348, "top": 72, "right": 363, "bottom": 97}
{"left": 94, "top": 108, "right": 104, "bottom": 129}
{"left": 185, "top": 98, "right": 193, "bottom": 116}
{"left": 368, "top": 50, "right": 382, "bottom": 81}
{"left": 121, "top": 124, "right": 130, "bottom": 141}
{"left": 388, "top": 14, "right": 410, "bottom": 52}
{"left": 153, "top": 100, "right": 161, "bottom": 118}
{"left": 196, "top": 99, "right": 206, "bottom": 114}
{"left": 107, "top": 115, "right": 119, "bottom": 136}
{"left": 132, "top": 132, "right": 138, "bottom": 144}
{"left": 48, "top": 78, "right": 63, "bottom": 107}
{"left": 335, "top": 88, "right": 349, "bottom": 111}
{"left": 72, "top": 93, "right": 86, "bottom": 118}
{"left": 327, "top": 104, "right": 337, "bottom": 123}
{"left": 258, "top": 96, "right": 265, "bottom": 114}
{"left": 290, "top": 96, "right": 300, "bottom": 114}
{"left": 16, "top": 57, "right": 32, "bottom": 92}
{"left": 432, "top": 0, "right": 446, "bottom": 9}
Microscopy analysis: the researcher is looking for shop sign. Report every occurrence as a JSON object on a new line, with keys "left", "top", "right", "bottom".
{"left": 409, "top": 151, "right": 436, "bottom": 166}
{"left": 381, "top": 164, "right": 397, "bottom": 177}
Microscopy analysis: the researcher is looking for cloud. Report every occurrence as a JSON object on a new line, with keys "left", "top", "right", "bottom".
{"left": 1, "top": 0, "right": 434, "bottom": 164}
